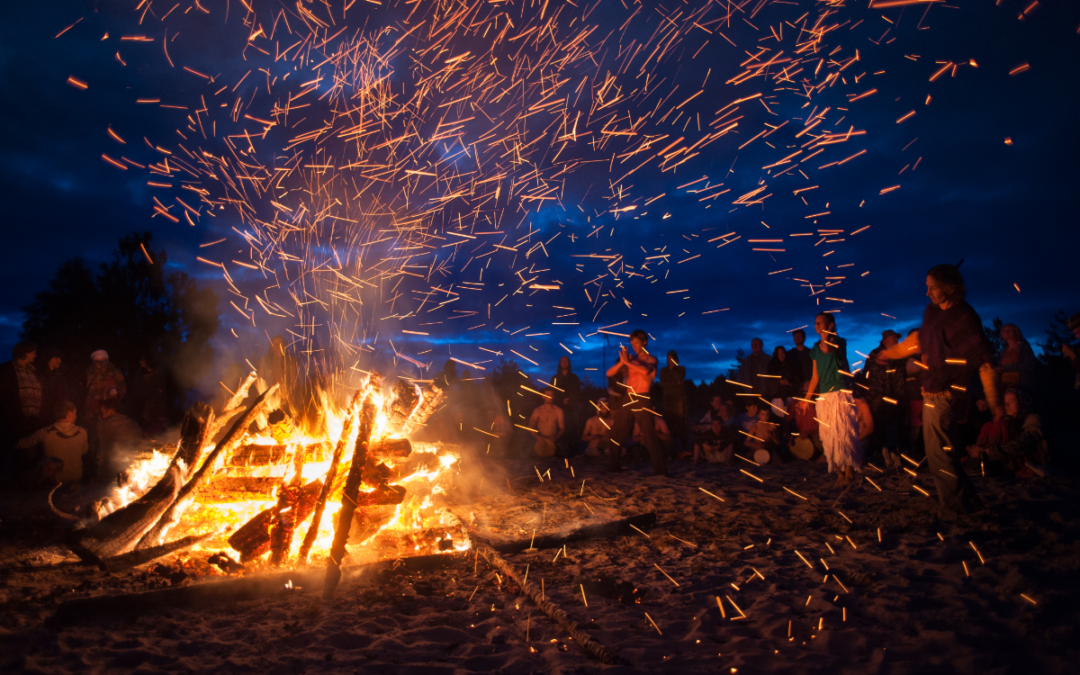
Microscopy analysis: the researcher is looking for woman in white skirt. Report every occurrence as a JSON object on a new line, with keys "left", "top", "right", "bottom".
{"left": 799, "top": 312, "right": 862, "bottom": 486}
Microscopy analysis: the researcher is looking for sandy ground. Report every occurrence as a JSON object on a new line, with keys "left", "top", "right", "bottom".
{"left": 2, "top": 453, "right": 1079, "bottom": 675}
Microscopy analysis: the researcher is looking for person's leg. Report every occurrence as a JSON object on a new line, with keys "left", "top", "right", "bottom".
{"left": 633, "top": 407, "right": 667, "bottom": 476}
{"left": 606, "top": 405, "right": 634, "bottom": 471}
{"left": 922, "top": 395, "right": 983, "bottom": 516}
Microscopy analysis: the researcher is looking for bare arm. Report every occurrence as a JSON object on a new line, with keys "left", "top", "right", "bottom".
{"left": 979, "top": 362, "right": 1001, "bottom": 415}
{"left": 623, "top": 352, "right": 657, "bottom": 378}
{"left": 528, "top": 407, "right": 541, "bottom": 437}
{"left": 877, "top": 331, "right": 921, "bottom": 362}
{"left": 606, "top": 361, "right": 624, "bottom": 378}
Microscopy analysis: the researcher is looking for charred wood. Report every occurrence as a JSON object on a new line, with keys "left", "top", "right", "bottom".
{"left": 401, "top": 383, "right": 445, "bottom": 437}
{"left": 226, "top": 479, "right": 322, "bottom": 563}
{"left": 64, "top": 403, "right": 213, "bottom": 565}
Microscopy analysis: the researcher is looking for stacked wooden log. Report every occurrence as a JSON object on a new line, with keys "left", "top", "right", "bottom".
{"left": 60, "top": 373, "right": 448, "bottom": 574}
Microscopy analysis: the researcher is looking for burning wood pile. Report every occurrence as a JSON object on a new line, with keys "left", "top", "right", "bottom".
{"left": 60, "top": 372, "right": 468, "bottom": 581}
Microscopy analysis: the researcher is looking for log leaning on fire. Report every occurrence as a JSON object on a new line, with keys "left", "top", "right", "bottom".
{"left": 295, "top": 385, "right": 368, "bottom": 566}
{"left": 205, "top": 371, "right": 258, "bottom": 441}
{"left": 401, "top": 382, "right": 446, "bottom": 437}
{"left": 227, "top": 479, "right": 323, "bottom": 563}
{"left": 324, "top": 373, "right": 382, "bottom": 600}
{"left": 136, "top": 386, "right": 278, "bottom": 550}
{"left": 270, "top": 436, "right": 308, "bottom": 567}
{"left": 64, "top": 403, "right": 214, "bottom": 564}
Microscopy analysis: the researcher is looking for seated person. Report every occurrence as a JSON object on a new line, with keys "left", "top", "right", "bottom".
{"left": 693, "top": 417, "right": 735, "bottom": 464}
{"left": 788, "top": 383, "right": 822, "bottom": 460}
{"left": 97, "top": 398, "right": 144, "bottom": 483}
{"left": 581, "top": 398, "right": 613, "bottom": 457}
{"left": 967, "top": 389, "right": 1048, "bottom": 475}
{"left": 727, "top": 400, "right": 762, "bottom": 439}
{"left": 528, "top": 388, "right": 565, "bottom": 458}
{"left": 743, "top": 406, "right": 780, "bottom": 463}
{"left": 16, "top": 400, "right": 89, "bottom": 485}
{"left": 693, "top": 396, "right": 729, "bottom": 433}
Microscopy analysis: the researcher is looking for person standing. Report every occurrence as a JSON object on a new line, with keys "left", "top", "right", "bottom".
{"left": 867, "top": 330, "right": 905, "bottom": 468}
{"left": 738, "top": 338, "right": 771, "bottom": 393}
{"left": 97, "top": 398, "right": 144, "bottom": 483}
{"left": 0, "top": 341, "right": 43, "bottom": 480}
{"left": 85, "top": 350, "right": 126, "bottom": 422}
{"left": 788, "top": 329, "right": 813, "bottom": 393}
{"left": 605, "top": 330, "right": 667, "bottom": 476}
{"left": 528, "top": 389, "right": 565, "bottom": 458}
{"left": 39, "top": 347, "right": 70, "bottom": 426}
{"left": 552, "top": 356, "right": 583, "bottom": 454}
{"left": 800, "top": 313, "right": 861, "bottom": 486}
{"left": 995, "top": 324, "right": 1038, "bottom": 395}
{"left": 876, "top": 264, "right": 998, "bottom": 519}
{"left": 659, "top": 350, "right": 688, "bottom": 453}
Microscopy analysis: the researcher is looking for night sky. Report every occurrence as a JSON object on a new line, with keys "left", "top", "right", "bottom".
{"left": 2, "top": 0, "right": 1078, "bottom": 396}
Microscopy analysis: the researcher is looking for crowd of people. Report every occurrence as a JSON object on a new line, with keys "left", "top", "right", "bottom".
{"left": 3, "top": 264, "right": 1078, "bottom": 523}
{"left": 483, "top": 264, "right": 1079, "bottom": 521}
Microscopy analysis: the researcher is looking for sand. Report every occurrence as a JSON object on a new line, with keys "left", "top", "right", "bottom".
{"left": 2, "top": 454, "right": 1079, "bottom": 674}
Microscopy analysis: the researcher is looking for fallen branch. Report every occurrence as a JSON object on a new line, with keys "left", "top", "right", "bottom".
{"left": 50, "top": 553, "right": 460, "bottom": 625}
{"left": 98, "top": 533, "right": 214, "bottom": 573}
{"left": 463, "top": 512, "right": 658, "bottom": 554}
{"left": 478, "top": 544, "right": 620, "bottom": 664}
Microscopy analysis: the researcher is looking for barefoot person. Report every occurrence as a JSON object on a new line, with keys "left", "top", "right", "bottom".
{"left": 876, "top": 264, "right": 998, "bottom": 518}
{"left": 528, "top": 388, "right": 565, "bottom": 458}
{"left": 605, "top": 329, "right": 667, "bottom": 476}
{"left": 799, "top": 313, "right": 861, "bottom": 486}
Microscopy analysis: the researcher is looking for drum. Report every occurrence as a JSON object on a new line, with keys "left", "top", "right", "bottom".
{"left": 790, "top": 436, "right": 816, "bottom": 461}
{"left": 753, "top": 448, "right": 772, "bottom": 465}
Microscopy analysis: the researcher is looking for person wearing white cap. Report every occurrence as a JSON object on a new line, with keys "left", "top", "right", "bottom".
{"left": 85, "top": 349, "right": 126, "bottom": 421}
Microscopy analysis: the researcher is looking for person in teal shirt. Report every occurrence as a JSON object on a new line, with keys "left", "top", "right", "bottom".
{"left": 799, "top": 313, "right": 862, "bottom": 486}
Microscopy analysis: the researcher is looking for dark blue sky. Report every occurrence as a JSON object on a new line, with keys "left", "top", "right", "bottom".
{"left": 2, "top": 0, "right": 1078, "bottom": 394}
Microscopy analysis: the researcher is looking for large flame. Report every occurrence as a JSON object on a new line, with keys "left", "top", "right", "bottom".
{"left": 115, "top": 386, "right": 468, "bottom": 567}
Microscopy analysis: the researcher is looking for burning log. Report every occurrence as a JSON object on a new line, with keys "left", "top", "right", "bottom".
{"left": 98, "top": 533, "right": 214, "bottom": 573}
{"left": 401, "top": 382, "right": 445, "bottom": 437}
{"left": 368, "top": 437, "right": 412, "bottom": 459}
{"left": 136, "top": 386, "right": 278, "bottom": 549}
{"left": 324, "top": 372, "right": 382, "bottom": 599}
{"left": 65, "top": 403, "right": 214, "bottom": 565}
{"left": 296, "top": 385, "right": 369, "bottom": 566}
{"left": 198, "top": 476, "right": 282, "bottom": 502}
{"left": 384, "top": 380, "right": 420, "bottom": 434}
{"left": 227, "top": 479, "right": 323, "bottom": 563}
{"left": 357, "top": 482, "right": 408, "bottom": 507}
{"left": 228, "top": 442, "right": 329, "bottom": 467}
{"left": 270, "top": 441, "right": 307, "bottom": 567}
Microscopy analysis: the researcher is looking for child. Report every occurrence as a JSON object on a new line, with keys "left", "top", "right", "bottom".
{"left": 799, "top": 313, "right": 862, "bottom": 485}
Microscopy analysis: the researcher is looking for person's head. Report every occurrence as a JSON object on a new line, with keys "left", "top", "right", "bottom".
{"left": 13, "top": 341, "right": 37, "bottom": 365}
{"left": 597, "top": 397, "right": 610, "bottom": 415}
{"left": 90, "top": 349, "right": 109, "bottom": 366}
{"left": 710, "top": 395, "right": 723, "bottom": 411}
{"left": 41, "top": 346, "right": 62, "bottom": 371}
{"left": 542, "top": 388, "right": 555, "bottom": 405}
{"left": 629, "top": 329, "right": 648, "bottom": 355}
{"left": 792, "top": 329, "right": 806, "bottom": 347}
{"left": 100, "top": 398, "right": 120, "bottom": 419}
{"left": 1001, "top": 323, "right": 1024, "bottom": 346}
{"left": 558, "top": 356, "right": 571, "bottom": 373}
{"left": 772, "top": 345, "right": 786, "bottom": 361}
{"left": 140, "top": 352, "right": 158, "bottom": 371}
{"left": 926, "top": 264, "right": 966, "bottom": 308}
{"left": 757, "top": 406, "right": 771, "bottom": 422}
{"left": 667, "top": 350, "right": 679, "bottom": 367}
{"left": 750, "top": 338, "right": 764, "bottom": 354}
{"left": 1003, "top": 388, "right": 1033, "bottom": 419}
{"left": 55, "top": 400, "right": 77, "bottom": 424}
{"left": 976, "top": 398, "right": 989, "bottom": 412}
{"left": 881, "top": 330, "right": 900, "bottom": 349}
{"left": 711, "top": 417, "right": 723, "bottom": 434}
{"left": 814, "top": 313, "right": 837, "bottom": 337}
{"left": 717, "top": 402, "right": 730, "bottom": 419}
{"left": 745, "top": 400, "right": 760, "bottom": 416}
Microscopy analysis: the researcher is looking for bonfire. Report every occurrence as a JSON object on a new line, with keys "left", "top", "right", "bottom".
{"left": 55, "top": 371, "right": 469, "bottom": 594}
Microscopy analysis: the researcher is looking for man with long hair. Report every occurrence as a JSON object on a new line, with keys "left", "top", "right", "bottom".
{"left": 876, "top": 263, "right": 998, "bottom": 519}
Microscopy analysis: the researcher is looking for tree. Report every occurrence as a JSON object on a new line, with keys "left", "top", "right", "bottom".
{"left": 983, "top": 316, "right": 1005, "bottom": 357}
{"left": 727, "top": 348, "right": 746, "bottom": 381}
{"left": 21, "top": 232, "right": 220, "bottom": 419}
{"left": 1036, "top": 310, "right": 1072, "bottom": 367}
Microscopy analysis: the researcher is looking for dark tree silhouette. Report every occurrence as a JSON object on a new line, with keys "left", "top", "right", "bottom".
{"left": 21, "top": 233, "right": 219, "bottom": 420}
{"left": 983, "top": 317, "right": 1005, "bottom": 358}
